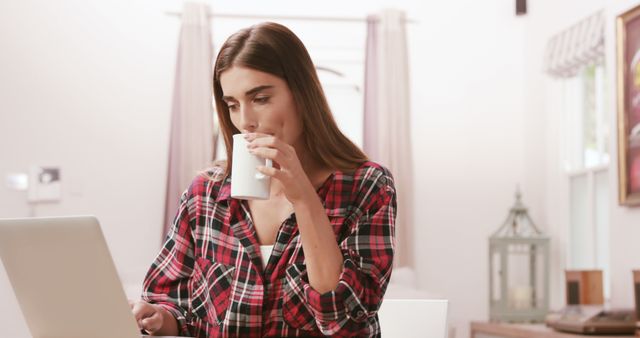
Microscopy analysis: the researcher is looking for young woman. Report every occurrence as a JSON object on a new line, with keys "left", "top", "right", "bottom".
{"left": 131, "top": 22, "right": 396, "bottom": 337}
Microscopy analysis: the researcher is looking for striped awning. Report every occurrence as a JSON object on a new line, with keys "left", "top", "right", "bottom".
{"left": 545, "top": 10, "right": 605, "bottom": 78}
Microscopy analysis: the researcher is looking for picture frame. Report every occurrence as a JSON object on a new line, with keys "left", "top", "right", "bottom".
{"left": 616, "top": 5, "right": 640, "bottom": 206}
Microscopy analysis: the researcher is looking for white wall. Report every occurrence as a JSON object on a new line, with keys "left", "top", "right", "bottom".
{"left": 0, "top": 0, "right": 182, "bottom": 273}
{"left": 0, "top": 1, "right": 179, "bottom": 336}
{"left": 0, "top": 1, "right": 528, "bottom": 337}
{"left": 522, "top": 0, "right": 640, "bottom": 314}
{"left": 409, "top": 3, "right": 526, "bottom": 338}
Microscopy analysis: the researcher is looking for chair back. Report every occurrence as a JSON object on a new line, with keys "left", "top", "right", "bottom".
{"left": 378, "top": 299, "right": 449, "bottom": 338}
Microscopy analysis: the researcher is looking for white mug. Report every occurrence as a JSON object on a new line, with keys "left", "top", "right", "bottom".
{"left": 231, "top": 134, "right": 272, "bottom": 200}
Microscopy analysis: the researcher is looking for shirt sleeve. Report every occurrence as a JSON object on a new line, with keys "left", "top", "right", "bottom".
{"left": 284, "top": 168, "right": 397, "bottom": 336}
{"left": 141, "top": 188, "right": 196, "bottom": 336}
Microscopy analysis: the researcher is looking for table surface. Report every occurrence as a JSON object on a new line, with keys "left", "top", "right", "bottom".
{"left": 470, "top": 321, "right": 637, "bottom": 338}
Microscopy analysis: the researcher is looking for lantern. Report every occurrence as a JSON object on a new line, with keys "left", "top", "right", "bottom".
{"left": 489, "top": 188, "right": 550, "bottom": 322}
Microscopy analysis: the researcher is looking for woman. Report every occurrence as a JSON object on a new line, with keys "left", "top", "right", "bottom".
{"left": 131, "top": 22, "right": 396, "bottom": 337}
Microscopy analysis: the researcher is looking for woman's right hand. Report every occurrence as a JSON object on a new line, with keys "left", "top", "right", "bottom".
{"left": 129, "top": 299, "right": 173, "bottom": 335}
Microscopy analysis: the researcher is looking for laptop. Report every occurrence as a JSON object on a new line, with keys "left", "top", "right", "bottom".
{"left": 378, "top": 299, "right": 449, "bottom": 338}
{"left": 0, "top": 216, "right": 189, "bottom": 338}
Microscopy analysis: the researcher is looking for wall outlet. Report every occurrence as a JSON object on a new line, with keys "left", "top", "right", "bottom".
{"left": 27, "top": 166, "right": 61, "bottom": 203}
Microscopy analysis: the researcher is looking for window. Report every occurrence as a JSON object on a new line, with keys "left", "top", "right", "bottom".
{"left": 563, "top": 62, "right": 611, "bottom": 300}
{"left": 564, "top": 64, "right": 609, "bottom": 170}
{"left": 315, "top": 61, "right": 364, "bottom": 148}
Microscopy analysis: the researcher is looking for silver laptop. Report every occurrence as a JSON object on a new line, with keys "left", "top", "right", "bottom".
{"left": 0, "top": 216, "right": 188, "bottom": 338}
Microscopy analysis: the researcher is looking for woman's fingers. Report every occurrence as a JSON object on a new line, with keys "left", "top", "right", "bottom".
{"left": 244, "top": 132, "right": 272, "bottom": 142}
{"left": 131, "top": 301, "right": 151, "bottom": 320}
{"left": 140, "top": 310, "right": 164, "bottom": 333}
{"left": 257, "top": 165, "right": 283, "bottom": 179}
{"left": 243, "top": 132, "right": 311, "bottom": 202}
{"left": 247, "top": 134, "right": 291, "bottom": 153}
{"left": 247, "top": 134, "right": 297, "bottom": 169}
{"left": 130, "top": 300, "right": 163, "bottom": 332}
{"left": 249, "top": 147, "right": 287, "bottom": 165}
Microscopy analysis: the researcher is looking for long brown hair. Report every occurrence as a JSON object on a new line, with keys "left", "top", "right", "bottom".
{"left": 212, "top": 22, "right": 368, "bottom": 178}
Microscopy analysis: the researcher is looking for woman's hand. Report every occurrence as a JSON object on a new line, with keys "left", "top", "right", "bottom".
{"left": 247, "top": 132, "right": 344, "bottom": 293}
{"left": 246, "top": 133, "right": 315, "bottom": 204}
{"left": 130, "top": 300, "right": 177, "bottom": 336}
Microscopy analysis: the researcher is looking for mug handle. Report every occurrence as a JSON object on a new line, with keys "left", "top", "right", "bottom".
{"left": 255, "top": 159, "right": 273, "bottom": 180}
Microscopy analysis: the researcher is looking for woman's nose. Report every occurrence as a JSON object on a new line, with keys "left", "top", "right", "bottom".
{"left": 239, "top": 107, "right": 258, "bottom": 132}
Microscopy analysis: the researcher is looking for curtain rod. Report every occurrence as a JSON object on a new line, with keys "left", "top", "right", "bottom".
{"left": 165, "top": 11, "right": 417, "bottom": 24}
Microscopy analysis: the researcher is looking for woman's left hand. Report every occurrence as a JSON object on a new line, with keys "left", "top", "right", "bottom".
{"left": 246, "top": 133, "right": 315, "bottom": 204}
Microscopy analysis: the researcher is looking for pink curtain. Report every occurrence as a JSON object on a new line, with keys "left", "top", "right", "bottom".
{"left": 363, "top": 17, "right": 378, "bottom": 160}
{"left": 363, "top": 10, "right": 414, "bottom": 268}
{"left": 163, "top": 2, "right": 216, "bottom": 239}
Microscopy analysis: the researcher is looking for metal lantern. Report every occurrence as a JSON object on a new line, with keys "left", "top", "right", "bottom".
{"left": 489, "top": 188, "right": 550, "bottom": 322}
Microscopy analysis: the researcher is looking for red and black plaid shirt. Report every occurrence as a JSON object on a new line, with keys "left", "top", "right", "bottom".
{"left": 142, "top": 161, "right": 396, "bottom": 337}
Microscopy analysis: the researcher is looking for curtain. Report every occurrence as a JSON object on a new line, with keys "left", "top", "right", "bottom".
{"left": 363, "top": 9, "right": 413, "bottom": 268}
{"left": 163, "top": 2, "right": 216, "bottom": 239}
{"left": 545, "top": 10, "right": 604, "bottom": 78}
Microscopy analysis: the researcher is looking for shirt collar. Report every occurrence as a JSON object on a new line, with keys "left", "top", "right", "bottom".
{"left": 215, "top": 177, "right": 232, "bottom": 202}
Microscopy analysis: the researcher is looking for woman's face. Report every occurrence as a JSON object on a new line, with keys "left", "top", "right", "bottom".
{"left": 220, "top": 66, "right": 303, "bottom": 148}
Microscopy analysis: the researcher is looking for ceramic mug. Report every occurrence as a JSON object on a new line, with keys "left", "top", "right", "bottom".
{"left": 231, "top": 134, "right": 272, "bottom": 200}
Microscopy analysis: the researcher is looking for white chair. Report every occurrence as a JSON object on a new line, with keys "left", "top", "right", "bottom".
{"left": 378, "top": 299, "right": 449, "bottom": 338}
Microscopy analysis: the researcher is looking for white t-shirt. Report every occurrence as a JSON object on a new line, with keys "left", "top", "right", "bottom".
{"left": 260, "top": 245, "right": 273, "bottom": 266}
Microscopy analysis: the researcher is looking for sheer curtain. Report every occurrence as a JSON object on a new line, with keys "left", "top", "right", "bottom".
{"left": 163, "top": 2, "right": 216, "bottom": 238}
{"left": 363, "top": 9, "right": 413, "bottom": 268}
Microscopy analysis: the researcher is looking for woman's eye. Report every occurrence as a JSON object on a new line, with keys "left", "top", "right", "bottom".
{"left": 254, "top": 96, "right": 270, "bottom": 104}
{"left": 227, "top": 103, "right": 238, "bottom": 112}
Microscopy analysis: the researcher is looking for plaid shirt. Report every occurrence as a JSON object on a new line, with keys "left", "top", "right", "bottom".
{"left": 142, "top": 161, "right": 396, "bottom": 337}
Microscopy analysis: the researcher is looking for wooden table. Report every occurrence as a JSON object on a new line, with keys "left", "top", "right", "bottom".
{"left": 470, "top": 321, "right": 636, "bottom": 338}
